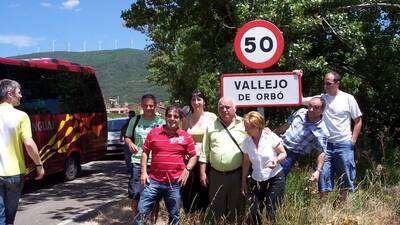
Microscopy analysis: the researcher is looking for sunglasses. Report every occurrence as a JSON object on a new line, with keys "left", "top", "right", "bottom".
{"left": 308, "top": 105, "right": 322, "bottom": 110}
{"left": 324, "top": 81, "right": 337, "bottom": 86}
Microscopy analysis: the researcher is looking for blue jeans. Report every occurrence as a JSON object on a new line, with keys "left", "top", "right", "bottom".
{"left": 130, "top": 164, "right": 150, "bottom": 200}
{"left": 124, "top": 145, "right": 134, "bottom": 198}
{"left": 318, "top": 140, "right": 356, "bottom": 192}
{"left": 281, "top": 150, "right": 302, "bottom": 176}
{"left": 133, "top": 179, "right": 181, "bottom": 225}
{"left": 0, "top": 174, "right": 24, "bottom": 225}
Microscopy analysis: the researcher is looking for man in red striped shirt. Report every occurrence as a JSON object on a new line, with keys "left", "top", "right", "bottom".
{"left": 133, "top": 105, "right": 197, "bottom": 225}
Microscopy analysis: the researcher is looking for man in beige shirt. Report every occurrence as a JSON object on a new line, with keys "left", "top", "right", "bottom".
{"left": 199, "top": 97, "right": 247, "bottom": 222}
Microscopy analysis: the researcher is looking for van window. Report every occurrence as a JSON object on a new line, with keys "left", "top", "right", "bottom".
{"left": 108, "top": 119, "right": 129, "bottom": 132}
{"left": 0, "top": 64, "right": 104, "bottom": 114}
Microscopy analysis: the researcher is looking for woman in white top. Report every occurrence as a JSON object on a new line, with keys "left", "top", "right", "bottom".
{"left": 241, "top": 111, "right": 286, "bottom": 224}
{"left": 181, "top": 89, "right": 216, "bottom": 213}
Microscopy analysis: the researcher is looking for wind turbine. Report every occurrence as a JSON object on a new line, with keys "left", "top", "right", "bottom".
{"left": 52, "top": 40, "right": 56, "bottom": 52}
{"left": 98, "top": 40, "right": 103, "bottom": 50}
{"left": 83, "top": 41, "right": 86, "bottom": 52}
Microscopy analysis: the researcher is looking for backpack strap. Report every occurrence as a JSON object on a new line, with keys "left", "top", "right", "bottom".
{"left": 131, "top": 115, "right": 141, "bottom": 144}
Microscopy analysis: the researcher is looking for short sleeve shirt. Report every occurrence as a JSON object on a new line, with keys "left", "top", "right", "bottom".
{"left": 322, "top": 91, "right": 362, "bottom": 143}
{"left": 142, "top": 126, "right": 196, "bottom": 183}
{"left": 199, "top": 116, "right": 247, "bottom": 172}
{"left": 0, "top": 103, "right": 32, "bottom": 176}
{"left": 125, "top": 115, "right": 165, "bottom": 164}
{"left": 242, "top": 132, "right": 283, "bottom": 181}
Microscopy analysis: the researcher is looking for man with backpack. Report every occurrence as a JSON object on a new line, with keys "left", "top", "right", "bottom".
{"left": 124, "top": 94, "right": 164, "bottom": 221}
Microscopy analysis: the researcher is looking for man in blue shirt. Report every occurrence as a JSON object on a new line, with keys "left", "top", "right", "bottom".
{"left": 276, "top": 97, "right": 329, "bottom": 182}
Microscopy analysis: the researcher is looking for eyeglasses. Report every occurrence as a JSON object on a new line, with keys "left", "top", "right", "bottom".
{"left": 308, "top": 105, "right": 322, "bottom": 110}
{"left": 324, "top": 81, "right": 336, "bottom": 86}
{"left": 166, "top": 114, "right": 180, "bottom": 119}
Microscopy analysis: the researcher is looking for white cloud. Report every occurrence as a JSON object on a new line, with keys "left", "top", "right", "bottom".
{"left": 0, "top": 35, "right": 39, "bottom": 48}
{"left": 40, "top": 2, "right": 53, "bottom": 8}
{"left": 62, "top": 0, "right": 80, "bottom": 10}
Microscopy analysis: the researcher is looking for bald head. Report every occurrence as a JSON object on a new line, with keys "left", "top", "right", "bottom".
{"left": 218, "top": 97, "right": 236, "bottom": 125}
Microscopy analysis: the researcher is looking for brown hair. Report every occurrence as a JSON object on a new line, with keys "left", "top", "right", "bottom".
{"left": 243, "top": 111, "right": 265, "bottom": 131}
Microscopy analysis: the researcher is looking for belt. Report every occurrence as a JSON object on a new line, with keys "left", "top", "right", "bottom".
{"left": 210, "top": 166, "right": 242, "bottom": 174}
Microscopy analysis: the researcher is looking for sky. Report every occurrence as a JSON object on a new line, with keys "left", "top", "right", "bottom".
{"left": 0, "top": 0, "right": 148, "bottom": 57}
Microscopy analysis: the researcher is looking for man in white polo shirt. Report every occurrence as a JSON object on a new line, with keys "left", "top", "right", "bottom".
{"left": 303, "top": 71, "right": 362, "bottom": 204}
{"left": 0, "top": 79, "right": 45, "bottom": 225}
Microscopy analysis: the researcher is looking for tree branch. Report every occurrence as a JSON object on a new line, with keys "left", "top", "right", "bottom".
{"left": 341, "top": 3, "right": 400, "bottom": 11}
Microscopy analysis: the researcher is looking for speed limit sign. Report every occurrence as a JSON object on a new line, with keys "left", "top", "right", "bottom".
{"left": 234, "top": 20, "right": 284, "bottom": 69}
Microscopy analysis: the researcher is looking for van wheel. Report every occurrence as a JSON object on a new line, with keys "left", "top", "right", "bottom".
{"left": 64, "top": 155, "right": 81, "bottom": 181}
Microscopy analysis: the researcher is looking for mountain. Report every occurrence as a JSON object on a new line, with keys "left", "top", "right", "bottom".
{"left": 12, "top": 49, "right": 168, "bottom": 104}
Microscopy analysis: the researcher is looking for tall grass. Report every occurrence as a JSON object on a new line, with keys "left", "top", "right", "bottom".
{"left": 79, "top": 166, "right": 399, "bottom": 225}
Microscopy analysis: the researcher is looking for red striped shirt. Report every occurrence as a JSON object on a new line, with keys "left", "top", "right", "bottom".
{"left": 142, "top": 125, "right": 196, "bottom": 183}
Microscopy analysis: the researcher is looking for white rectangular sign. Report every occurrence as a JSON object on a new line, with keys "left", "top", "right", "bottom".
{"left": 221, "top": 72, "right": 302, "bottom": 107}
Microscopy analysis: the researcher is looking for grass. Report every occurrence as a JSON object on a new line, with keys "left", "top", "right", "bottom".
{"left": 77, "top": 165, "right": 399, "bottom": 225}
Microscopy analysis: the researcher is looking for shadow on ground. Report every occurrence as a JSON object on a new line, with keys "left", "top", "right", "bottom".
{"left": 18, "top": 155, "right": 129, "bottom": 222}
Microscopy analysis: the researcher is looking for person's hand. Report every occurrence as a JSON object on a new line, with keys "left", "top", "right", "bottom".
{"left": 128, "top": 142, "right": 138, "bottom": 154}
{"left": 241, "top": 181, "right": 247, "bottom": 196}
{"left": 351, "top": 139, "right": 356, "bottom": 146}
{"left": 140, "top": 172, "right": 149, "bottom": 186}
{"left": 178, "top": 168, "right": 190, "bottom": 187}
{"left": 293, "top": 69, "right": 303, "bottom": 77}
{"left": 266, "top": 159, "right": 279, "bottom": 169}
{"left": 309, "top": 170, "right": 320, "bottom": 182}
{"left": 200, "top": 171, "right": 208, "bottom": 187}
{"left": 35, "top": 166, "right": 45, "bottom": 180}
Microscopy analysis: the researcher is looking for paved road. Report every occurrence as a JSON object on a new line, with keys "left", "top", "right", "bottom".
{"left": 15, "top": 159, "right": 129, "bottom": 225}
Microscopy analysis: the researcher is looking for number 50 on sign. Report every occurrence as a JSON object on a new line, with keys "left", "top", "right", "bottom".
{"left": 234, "top": 20, "right": 284, "bottom": 69}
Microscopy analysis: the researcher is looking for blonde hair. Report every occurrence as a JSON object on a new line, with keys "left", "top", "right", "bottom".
{"left": 243, "top": 111, "right": 265, "bottom": 131}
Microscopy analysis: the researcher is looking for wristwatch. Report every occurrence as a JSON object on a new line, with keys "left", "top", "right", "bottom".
{"left": 185, "top": 166, "right": 192, "bottom": 172}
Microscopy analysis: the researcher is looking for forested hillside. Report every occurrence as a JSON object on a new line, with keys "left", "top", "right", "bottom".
{"left": 13, "top": 49, "right": 168, "bottom": 104}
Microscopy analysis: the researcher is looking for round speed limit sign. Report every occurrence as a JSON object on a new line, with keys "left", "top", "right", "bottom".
{"left": 234, "top": 20, "right": 284, "bottom": 69}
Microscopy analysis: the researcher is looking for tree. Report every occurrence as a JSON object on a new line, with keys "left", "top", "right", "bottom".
{"left": 122, "top": 0, "right": 400, "bottom": 165}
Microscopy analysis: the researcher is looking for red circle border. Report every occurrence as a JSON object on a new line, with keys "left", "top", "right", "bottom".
{"left": 234, "top": 20, "right": 284, "bottom": 69}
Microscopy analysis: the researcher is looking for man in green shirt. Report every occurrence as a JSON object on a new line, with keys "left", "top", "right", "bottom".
{"left": 124, "top": 94, "right": 164, "bottom": 218}
{"left": 199, "top": 97, "right": 247, "bottom": 222}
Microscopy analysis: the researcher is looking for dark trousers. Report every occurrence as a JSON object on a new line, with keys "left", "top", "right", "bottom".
{"left": 123, "top": 145, "right": 135, "bottom": 198}
{"left": 182, "top": 163, "right": 209, "bottom": 213}
{"left": 249, "top": 170, "right": 286, "bottom": 225}
{"left": 208, "top": 167, "right": 244, "bottom": 222}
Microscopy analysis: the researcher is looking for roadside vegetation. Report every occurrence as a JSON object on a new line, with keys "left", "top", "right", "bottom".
{"left": 78, "top": 165, "right": 399, "bottom": 225}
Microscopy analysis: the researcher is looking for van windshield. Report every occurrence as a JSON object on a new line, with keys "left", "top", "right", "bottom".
{"left": 108, "top": 119, "right": 128, "bottom": 132}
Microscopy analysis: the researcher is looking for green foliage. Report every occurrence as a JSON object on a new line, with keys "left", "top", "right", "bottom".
{"left": 122, "top": 0, "right": 400, "bottom": 165}
{"left": 13, "top": 49, "right": 169, "bottom": 103}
